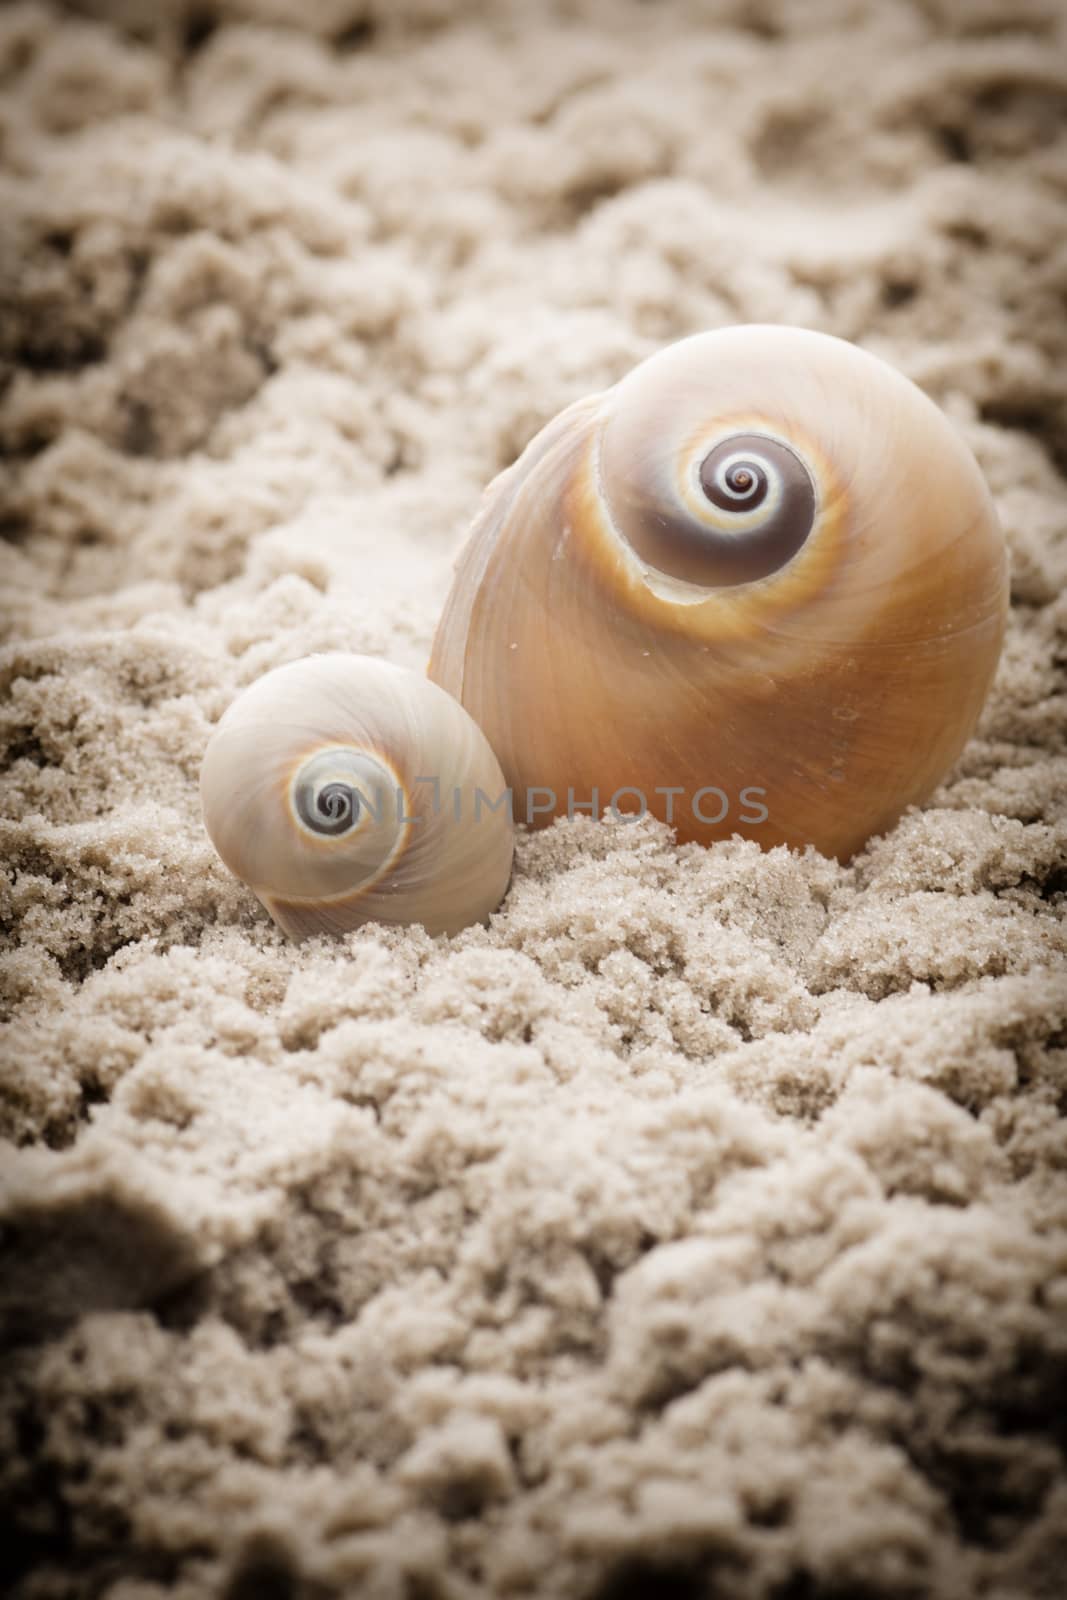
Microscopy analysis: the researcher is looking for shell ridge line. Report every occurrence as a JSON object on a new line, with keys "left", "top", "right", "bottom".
{"left": 438, "top": 393, "right": 605, "bottom": 701}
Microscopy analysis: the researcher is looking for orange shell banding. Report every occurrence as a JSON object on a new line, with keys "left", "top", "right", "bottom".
{"left": 428, "top": 325, "right": 1008, "bottom": 860}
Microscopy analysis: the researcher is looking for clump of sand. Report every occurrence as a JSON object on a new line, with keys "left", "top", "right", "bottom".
{"left": 2, "top": 1, "right": 1066, "bottom": 1597}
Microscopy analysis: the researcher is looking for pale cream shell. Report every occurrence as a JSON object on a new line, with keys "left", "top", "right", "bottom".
{"left": 200, "top": 654, "right": 514, "bottom": 937}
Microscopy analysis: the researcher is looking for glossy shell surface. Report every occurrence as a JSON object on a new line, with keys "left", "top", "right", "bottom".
{"left": 430, "top": 325, "right": 1008, "bottom": 859}
{"left": 201, "top": 654, "right": 514, "bottom": 937}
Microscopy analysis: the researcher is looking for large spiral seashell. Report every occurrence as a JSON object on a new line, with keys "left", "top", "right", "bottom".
{"left": 429, "top": 325, "right": 1008, "bottom": 861}
{"left": 200, "top": 655, "right": 514, "bottom": 937}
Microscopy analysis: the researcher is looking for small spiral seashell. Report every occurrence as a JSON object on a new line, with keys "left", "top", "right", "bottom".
{"left": 200, "top": 654, "right": 514, "bottom": 937}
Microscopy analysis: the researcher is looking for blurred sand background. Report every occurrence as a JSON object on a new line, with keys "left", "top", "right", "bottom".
{"left": 2, "top": 1, "right": 1067, "bottom": 1596}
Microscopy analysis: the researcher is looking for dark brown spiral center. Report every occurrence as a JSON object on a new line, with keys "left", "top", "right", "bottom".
{"left": 297, "top": 779, "right": 357, "bottom": 836}
{"left": 700, "top": 447, "right": 771, "bottom": 512}
{"left": 604, "top": 427, "right": 819, "bottom": 590}
{"left": 292, "top": 749, "right": 387, "bottom": 840}
{"left": 679, "top": 431, "right": 817, "bottom": 585}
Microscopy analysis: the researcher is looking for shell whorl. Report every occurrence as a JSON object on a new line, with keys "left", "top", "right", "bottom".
{"left": 200, "top": 654, "right": 514, "bottom": 937}
{"left": 429, "top": 325, "right": 1008, "bottom": 861}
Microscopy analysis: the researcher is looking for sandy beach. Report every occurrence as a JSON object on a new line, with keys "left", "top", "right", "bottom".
{"left": 2, "top": 1, "right": 1066, "bottom": 1596}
